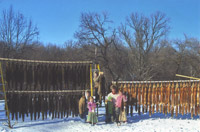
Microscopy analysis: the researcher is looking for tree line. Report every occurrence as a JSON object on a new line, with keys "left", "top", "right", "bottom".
{"left": 0, "top": 7, "right": 200, "bottom": 82}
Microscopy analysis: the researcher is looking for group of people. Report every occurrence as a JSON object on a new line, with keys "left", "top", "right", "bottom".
{"left": 79, "top": 91, "right": 98, "bottom": 125}
{"left": 106, "top": 85, "right": 127, "bottom": 126}
{"left": 79, "top": 84, "right": 127, "bottom": 126}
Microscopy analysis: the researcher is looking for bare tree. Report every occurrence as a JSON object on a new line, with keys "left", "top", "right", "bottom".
{"left": 119, "top": 12, "right": 170, "bottom": 80}
{"left": 173, "top": 35, "right": 200, "bottom": 78}
{"left": 0, "top": 6, "right": 39, "bottom": 58}
{"left": 75, "top": 12, "right": 126, "bottom": 81}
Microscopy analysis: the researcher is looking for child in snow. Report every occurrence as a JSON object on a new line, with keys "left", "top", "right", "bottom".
{"left": 115, "top": 88, "right": 127, "bottom": 126}
{"left": 119, "top": 92, "right": 127, "bottom": 123}
{"left": 87, "top": 96, "right": 98, "bottom": 125}
{"left": 105, "top": 96, "right": 114, "bottom": 123}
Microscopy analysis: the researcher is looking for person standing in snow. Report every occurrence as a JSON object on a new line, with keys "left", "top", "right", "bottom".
{"left": 79, "top": 91, "right": 90, "bottom": 122}
{"left": 87, "top": 96, "right": 98, "bottom": 125}
{"left": 105, "top": 96, "right": 114, "bottom": 123}
{"left": 107, "top": 85, "right": 119, "bottom": 123}
{"left": 116, "top": 88, "right": 127, "bottom": 125}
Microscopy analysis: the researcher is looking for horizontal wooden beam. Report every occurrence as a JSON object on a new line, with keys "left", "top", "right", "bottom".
{"left": 176, "top": 74, "right": 200, "bottom": 80}
{"left": 6, "top": 89, "right": 90, "bottom": 93}
{"left": 0, "top": 58, "right": 93, "bottom": 64}
{"left": 112, "top": 79, "right": 199, "bottom": 84}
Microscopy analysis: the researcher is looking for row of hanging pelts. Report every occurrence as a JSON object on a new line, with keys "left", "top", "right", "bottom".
{"left": 7, "top": 92, "right": 81, "bottom": 121}
{"left": 5, "top": 62, "right": 91, "bottom": 91}
{"left": 4, "top": 61, "right": 90, "bottom": 121}
{"left": 121, "top": 82, "right": 200, "bottom": 118}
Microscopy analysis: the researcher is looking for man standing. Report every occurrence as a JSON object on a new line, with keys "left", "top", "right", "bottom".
{"left": 79, "top": 91, "right": 90, "bottom": 122}
{"left": 93, "top": 71, "right": 104, "bottom": 105}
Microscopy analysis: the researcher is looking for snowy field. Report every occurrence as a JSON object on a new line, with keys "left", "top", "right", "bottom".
{"left": 0, "top": 100, "right": 200, "bottom": 132}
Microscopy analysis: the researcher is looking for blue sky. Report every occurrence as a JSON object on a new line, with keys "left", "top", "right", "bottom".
{"left": 0, "top": 0, "right": 200, "bottom": 45}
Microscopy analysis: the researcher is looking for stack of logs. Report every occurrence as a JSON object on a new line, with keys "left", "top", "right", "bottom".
{"left": 4, "top": 61, "right": 91, "bottom": 121}
{"left": 119, "top": 81, "right": 200, "bottom": 118}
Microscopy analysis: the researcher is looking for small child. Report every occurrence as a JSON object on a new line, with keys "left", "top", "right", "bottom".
{"left": 119, "top": 92, "right": 127, "bottom": 123}
{"left": 106, "top": 96, "right": 114, "bottom": 123}
{"left": 87, "top": 96, "right": 98, "bottom": 125}
{"left": 115, "top": 89, "right": 127, "bottom": 126}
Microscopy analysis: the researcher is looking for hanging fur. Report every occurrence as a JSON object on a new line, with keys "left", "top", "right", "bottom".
{"left": 190, "top": 83, "right": 194, "bottom": 118}
{"left": 151, "top": 83, "right": 155, "bottom": 115}
{"left": 175, "top": 82, "right": 179, "bottom": 117}
{"left": 130, "top": 84, "right": 134, "bottom": 116}
{"left": 158, "top": 83, "right": 164, "bottom": 113}
{"left": 138, "top": 83, "right": 141, "bottom": 115}
{"left": 197, "top": 82, "right": 200, "bottom": 115}
{"left": 171, "top": 82, "right": 175, "bottom": 117}
{"left": 142, "top": 83, "right": 145, "bottom": 114}
{"left": 194, "top": 82, "right": 197, "bottom": 116}
{"left": 148, "top": 83, "right": 152, "bottom": 117}
{"left": 167, "top": 83, "right": 171, "bottom": 114}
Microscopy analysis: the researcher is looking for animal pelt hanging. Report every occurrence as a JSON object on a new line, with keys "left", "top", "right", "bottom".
{"left": 151, "top": 83, "right": 156, "bottom": 115}
{"left": 171, "top": 82, "right": 175, "bottom": 117}
{"left": 141, "top": 84, "right": 145, "bottom": 114}
{"left": 134, "top": 83, "right": 138, "bottom": 112}
{"left": 175, "top": 82, "right": 179, "bottom": 117}
{"left": 5, "top": 62, "right": 12, "bottom": 90}
{"left": 130, "top": 84, "right": 134, "bottom": 116}
{"left": 126, "top": 84, "right": 130, "bottom": 115}
{"left": 167, "top": 83, "right": 171, "bottom": 114}
{"left": 197, "top": 82, "right": 200, "bottom": 115}
{"left": 160, "top": 83, "right": 164, "bottom": 113}
{"left": 148, "top": 83, "right": 152, "bottom": 117}
{"left": 4, "top": 62, "right": 95, "bottom": 121}
{"left": 194, "top": 82, "right": 197, "bottom": 116}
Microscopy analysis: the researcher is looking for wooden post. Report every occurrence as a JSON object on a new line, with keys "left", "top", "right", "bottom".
{"left": 176, "top": 74, "right": 200, "bottom": 80}
{"left": 90, "top": 64, "right": 93, "bottom": 96}
{"left": 0, "top": 62, "right": 12, "bottom": 128}
{"left": 97, "top": 64, "right": 100, "bottom": 72}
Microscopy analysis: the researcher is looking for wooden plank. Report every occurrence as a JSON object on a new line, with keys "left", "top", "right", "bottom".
{"left": 112, "top": 80, "right": 199, "bottom": 84}
{"left": 176, "top": 74, "right": 200, "bottom": 80}
{"left": 6, "top": 90, "right": 90, "bottom": 93}
{"left": 0, "top": 57, "right": 93, "bottom": 64}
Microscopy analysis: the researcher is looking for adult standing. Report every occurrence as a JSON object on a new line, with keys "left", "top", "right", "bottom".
{"left": 93, "top": 71, "right": 103, "bottom": 105}
{"left": 107, "top": 85, "right": 119, "bottom": 123}
{"left": 79, "top": 91, "right": 90, "bottom": 122}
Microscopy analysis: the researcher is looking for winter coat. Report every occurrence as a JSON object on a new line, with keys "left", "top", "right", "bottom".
{"left": 88, "top": 102, "right": 96, "bottom": 112}
{"left": 107, "top": 101, "right": 114, "bottom": 114}
{"left": 107, "top": 92, "right": 119, "bottom": 105}
{"left": 79, "top": 96, "right": 86, "bottom": 115}
{"left": 93, "top": 75, "right": 100, "bottom": 88}
{"left": 116, "top": 95, "right": 127, "bottom": 108}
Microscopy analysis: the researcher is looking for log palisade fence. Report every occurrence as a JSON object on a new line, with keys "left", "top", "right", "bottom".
{"left": 0, "top": 58, "right": 93, "bottom": 121}
{"left": 112, "top": 80, "right": 200, "bottom": 118}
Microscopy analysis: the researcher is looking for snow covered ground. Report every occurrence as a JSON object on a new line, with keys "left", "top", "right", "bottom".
{"left": 0, "top": 100, "right": 200, "bottom": 132}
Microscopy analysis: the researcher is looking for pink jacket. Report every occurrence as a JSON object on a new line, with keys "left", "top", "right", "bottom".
{"left": 87, "top": 102, "right": 96, "bottom": 112}
{"left": 115, "top": 95, "right": 127, "bottom": 108}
